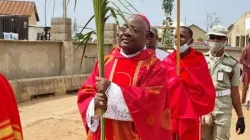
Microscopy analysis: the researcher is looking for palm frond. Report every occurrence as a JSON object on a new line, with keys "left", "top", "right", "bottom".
{"left": 116, "top": 0, "right": 134, "bottom": 14}
{"left": 74, "top": 31, "right": 95, "bottom": 52}
{"left": 79, "top": 32, "right": 94, "bottom": 73}
{"left": 122, "top": 0, "right": 140, "bottom": 13}
{"left": 73, "top": 0, "right": 78, "bottom": 11}
{"left": 67, "top": 0, "right": 70, "bottom": 6}
{"left": 78, "top": 15, "right": 95, "bottom": 34}
{"left": 105, "top": 7, "right": 120, "bottom": 25}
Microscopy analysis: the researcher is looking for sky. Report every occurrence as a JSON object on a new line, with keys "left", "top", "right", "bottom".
{"left": 30, "top": 0, "right": 250, "bottom": 32}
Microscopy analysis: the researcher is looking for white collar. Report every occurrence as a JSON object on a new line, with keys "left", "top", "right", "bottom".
{"left": 120, "top": 46, "right": 146, "bottom": 58}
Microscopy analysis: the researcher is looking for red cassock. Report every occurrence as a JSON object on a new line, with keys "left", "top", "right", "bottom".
{"left": 0, "top": 74, "right": 23, "bottom": 140}
{"left": 162, "top": 48, "right": 215, "bottom": 140}
{"left": 77, "top": 47, "right": 172, "bottom": 140}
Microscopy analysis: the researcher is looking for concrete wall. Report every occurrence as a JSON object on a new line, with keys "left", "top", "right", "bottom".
{"left": 10, "top": 75, "right": 88, "bottom": 102}
{"left": 0, "top": 40, "right": 113, "bottom": 80}
{"left": 51, "top": 18, "right": 72, "bottom": 41}
{"left": 0, "top": 40, "right": 62, "bottom": 80}
{"left": 104, "top": 23, "right": 117, "bottom": 44}
{"left": 1, "top": 40, "right": 242, "bottom": 81}
{"left": 228, "top": 12, "right": 250, "bottom": 47}
{"left": 73, "top": 42, "right": 113, "bottom": 74}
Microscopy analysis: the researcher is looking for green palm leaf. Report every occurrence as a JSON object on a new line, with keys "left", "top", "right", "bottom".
{"left": 79, "top": 31, "right": 94, "bottom": 73}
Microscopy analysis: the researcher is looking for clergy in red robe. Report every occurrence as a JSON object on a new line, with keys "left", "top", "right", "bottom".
{"left": 163, "top": 26, "right": 215, "bottom": 140}
{"left": 0, "top": 74, "right": 23, "bottom": 140}
{"left": 77, "top": 15, "right": 172, "bottom": 140}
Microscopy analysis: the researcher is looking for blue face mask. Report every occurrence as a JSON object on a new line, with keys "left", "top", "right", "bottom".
{"left": 173, "top": 39, "right": 191, "bottom": 53}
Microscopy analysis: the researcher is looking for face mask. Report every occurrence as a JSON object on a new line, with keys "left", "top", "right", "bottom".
{"left": 173, "top": 39, "right": 191, "bottom": 53}
{"left": 208, "top": 41, "right": 225, "bottom": 52}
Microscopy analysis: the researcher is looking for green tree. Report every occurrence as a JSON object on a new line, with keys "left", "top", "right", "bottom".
{"left": 162, "top": 0, "right": 174, "bottom": 47}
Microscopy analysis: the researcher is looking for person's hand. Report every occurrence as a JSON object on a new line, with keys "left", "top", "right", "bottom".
{"left": 202, "top": 114, "right": 213, "bottom": 127}
{"left": 236, "top": 117, "right": 245, "bottom": 135}
{"left": 94, "top": 92, "right": 107, "bottom": 110}
{"left": 95, "top": 77, "right": 111, "bottom": 93}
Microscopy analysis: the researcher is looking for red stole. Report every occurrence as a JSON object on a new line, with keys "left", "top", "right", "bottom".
{"left": 0, "top": 74, "right": 23, "bottom": 140}
{"left": 78, "top": 47, "right": 172, "bottom": 140}
{"left": 163, "top": 48, "right": 215, "bottom": 140}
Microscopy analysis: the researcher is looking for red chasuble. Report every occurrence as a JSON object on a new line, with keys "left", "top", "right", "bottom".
{"left": 77, "top": 47, "right": 172, "bottom": 140}
{"left": 0, "top": 74, "right": 23, "bottom": 140}
{"left": 163, "top": 48, "right": 215, "bottom": 140}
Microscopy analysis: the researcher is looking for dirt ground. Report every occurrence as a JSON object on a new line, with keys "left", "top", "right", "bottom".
{"left": 19, "top": 94, "right": 250, "bottom": 140}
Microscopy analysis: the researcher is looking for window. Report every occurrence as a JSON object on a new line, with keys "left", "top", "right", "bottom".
{"left": 236, "top": 36, "right": 240, "bottom": 47}
{"left": 241, "top": 36, "right": 245, "bottom": 47}
{"left": 246, "top": 35, "right": 249, "bottom": 45}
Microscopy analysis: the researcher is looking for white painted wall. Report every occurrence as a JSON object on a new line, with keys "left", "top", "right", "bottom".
{"left": 28, "top": 25, "right": 44, "bottom": 40}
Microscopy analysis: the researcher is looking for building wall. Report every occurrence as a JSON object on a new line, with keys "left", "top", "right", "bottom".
{"left": 189, "top": 25, "right": 207, "bottom": 41}
{"left": 28, "top": 25, "right": 44, "bottom": 40}
{"left": 0, "top": 40, "right": 113, "bottom": 80}
{"left": 72, "top": 43, "right": 113, "bottom": 74}
{"left": 29, "top": 10, "right": 37, "bottom": 25}
{"left": 229, "top": 12, "right": 250, "bottom": 47}
{"left": 0, "top": 40, "right": 62, "bottom": 80}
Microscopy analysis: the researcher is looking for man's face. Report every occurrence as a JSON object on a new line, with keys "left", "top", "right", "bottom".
{"left": 146, "top": 32, "right": 158, "bottom": 49}
{"left": 174, "top": 28, "right": 192, "bottom": 46}
{"left": 208, "top": 35, "right": 227, "bottom": 43}
{"left": 118, "top": 16, "right": 148, "bottom": 54}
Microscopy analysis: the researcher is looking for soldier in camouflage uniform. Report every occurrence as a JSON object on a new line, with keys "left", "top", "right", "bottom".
{"left": 202, "top": 25, "right": 245, "bottom": 140}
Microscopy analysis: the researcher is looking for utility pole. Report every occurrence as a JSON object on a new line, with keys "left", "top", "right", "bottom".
{"left": 206, "top": 13, "right": 209, "bottom": 32}
{"left": 184, "top": 14, "right": 187, "bottom": 25}
{"left": 63, "top": 0, "right": 67, "bottom": 17}
{"left": 52, "top": 0, "right": 56, "bottom": 18}
{"left": 45, "top": 0, "right": 47, "bottom": 26}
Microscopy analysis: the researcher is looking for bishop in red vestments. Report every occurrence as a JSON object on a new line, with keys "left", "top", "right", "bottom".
{"left": 163, "top": 26, "right": 215, "bottom": 140}
{"left": 77, "top": 15, "right": 172, "bottom": 140}
{"left": 0, "top": 74, "right": 23, "bottom": 140}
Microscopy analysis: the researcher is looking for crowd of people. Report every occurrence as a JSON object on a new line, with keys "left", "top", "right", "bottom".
{"left": 1, "top": 14, "right": 249, "bottom": 140}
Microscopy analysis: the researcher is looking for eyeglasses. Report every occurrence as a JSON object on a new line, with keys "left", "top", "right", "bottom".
{"left": 119, "top": 25, "right": 144, "bottom": 34}
{"left": 209, "top": 35, "right": 226, "bottom": 40}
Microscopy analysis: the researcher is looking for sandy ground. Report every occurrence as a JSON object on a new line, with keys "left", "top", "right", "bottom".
{"left": 19, "top": 94, "right": 250, "bottom": 140}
